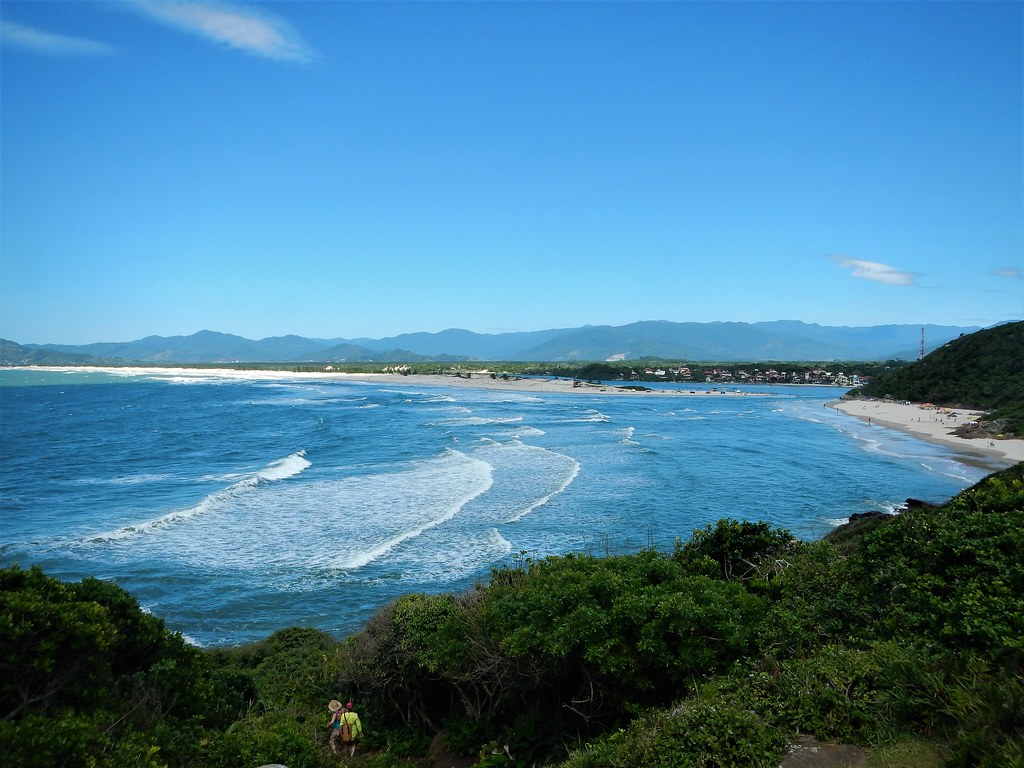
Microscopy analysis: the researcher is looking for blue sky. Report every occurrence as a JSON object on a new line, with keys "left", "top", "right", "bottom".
{"left": 1, "top": 1, "right": 1021, "bottom": 345}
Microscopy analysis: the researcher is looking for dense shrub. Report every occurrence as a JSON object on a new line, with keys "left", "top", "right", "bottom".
{"left": 850, "top": 465, "right": 1024, "bottom": 658}
{"left": 336, "top": 546, "right": 771, "bottom": 765}
{"left": 672, "top": 518, "right": 802, "bottom": 583}
{"left": 484, "top": 549, "right": 765, "bottom": 704}
{"left": 0, "top": 565, "right": 210, "bottom": 767}
{"left": 739, "top": 641, "right": 913, "bottom": 744}
{"left": 200, "top": 709, "right": 324, "bottom": 768}
{"left": 557, "top": 698, "right": 786, "bottom": 768}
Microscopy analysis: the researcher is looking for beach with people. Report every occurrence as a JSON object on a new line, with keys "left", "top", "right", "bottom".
{"left": 833, "top": 397, "right": 1024, "bottom": 465}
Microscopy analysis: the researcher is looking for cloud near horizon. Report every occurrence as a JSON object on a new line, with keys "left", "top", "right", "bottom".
{"left": 0, "top": 19, "right": 114, "bottom": 56}
{"left": 125, "top": 1, "right": 316, "bottom": 63}
{"left": 992, "top": 267, "right": 1023, "bottom": 280}
{"left": 831, "top": 256, "right": 918, "bottom": 286}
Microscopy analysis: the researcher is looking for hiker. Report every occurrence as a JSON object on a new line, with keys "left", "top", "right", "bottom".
{"left": 327, "top": 700, "right": 345, "bottom": 754}
{"left": 327, "top": 699, "right": 363, "bottom": 757}
{"left": 340, "top": 700, "right": 363, "bottom": 757}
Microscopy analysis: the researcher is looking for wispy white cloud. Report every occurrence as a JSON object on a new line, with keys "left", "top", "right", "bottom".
{"left": 992, "top": 267, "right": 1023, "bottom": 279}
{"left": 0, "top": 19, "right": 114, "bottom": 56}
{"left": 831, "top": 256, "right": 918, "bottom": 286}
{"left": 124, "top": 1, "right": 316, "bottom": 63}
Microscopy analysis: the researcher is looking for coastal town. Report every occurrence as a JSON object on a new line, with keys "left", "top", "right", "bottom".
{"left": 620, "top": 366, "right": 868, "bottom": 387}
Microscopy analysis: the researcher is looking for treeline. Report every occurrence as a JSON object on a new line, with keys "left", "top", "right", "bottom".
{"left": 856, "top": 321, "right": 1024, "bottom": 436}
{"left": 2, "top": 464, "right": 1022, "bottom": 768}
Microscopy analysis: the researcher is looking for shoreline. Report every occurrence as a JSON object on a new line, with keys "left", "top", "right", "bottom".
{"left": 6, "top": 365, "right": 774, "bottom": 397}
{"left": 9, "top": 365, "right": 1022, "bottom": 467}
{"left": 832, "top": 398, "right": 1024, "bottom": 467}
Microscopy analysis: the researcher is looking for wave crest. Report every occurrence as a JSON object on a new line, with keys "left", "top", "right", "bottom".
{"left": 81, "top": 451, "right": 311, "bottom": 542}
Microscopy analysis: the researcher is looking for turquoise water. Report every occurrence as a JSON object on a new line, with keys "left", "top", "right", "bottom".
{"left": 0, "top": 369, "right": 990, "bottom": 646}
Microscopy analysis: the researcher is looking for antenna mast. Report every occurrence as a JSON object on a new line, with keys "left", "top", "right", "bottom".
{"left": 920, "top": 326, "right": 925, "bottom": 359}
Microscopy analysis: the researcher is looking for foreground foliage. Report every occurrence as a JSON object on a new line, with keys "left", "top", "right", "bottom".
{"left": 2, "top": 464, "right": 1022, "bottom": 767}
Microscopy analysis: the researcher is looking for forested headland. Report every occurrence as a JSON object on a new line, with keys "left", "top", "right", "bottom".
{"left": 2, "top": 460, "right": 1022, "bottom": 768}
{"left": 853, "top": 321, "right": 1024, "bottom": 437}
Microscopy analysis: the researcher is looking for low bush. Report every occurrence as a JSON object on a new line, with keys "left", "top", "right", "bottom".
{"left": 556, "top": 697, "right": 786, "bottom": 768}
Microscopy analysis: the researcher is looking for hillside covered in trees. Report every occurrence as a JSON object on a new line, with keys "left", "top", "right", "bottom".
{"left": 2, "top": 461, "right": 1022, "bottom": 768}
{"left": 854, "top": 321, "right": 1024, "bottom": 436}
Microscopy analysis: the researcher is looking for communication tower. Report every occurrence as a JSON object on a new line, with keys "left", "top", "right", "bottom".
{"left": 920, "top": 326, "right": 925, "bottom": 359}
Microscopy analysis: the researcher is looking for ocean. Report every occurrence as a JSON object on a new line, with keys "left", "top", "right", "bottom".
{"left": 0, "top": 368, "right": 993, "bottom": 647}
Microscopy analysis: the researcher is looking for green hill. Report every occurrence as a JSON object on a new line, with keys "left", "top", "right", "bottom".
{"left": 855, "top": 321, "right": 1024, "bottom": 436}
{"left": 0, "top": 338, "right": 122, "bottom": 366}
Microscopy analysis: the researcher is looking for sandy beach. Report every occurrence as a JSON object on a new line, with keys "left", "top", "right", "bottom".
{"left": 22, "top": 366, "right": 769, "bottom": 397}
{"left": 382, "top": 371, "right": 767, "bottom": 397}
{"left": 833, "top": 398, "right": 1024, "bottom": 466}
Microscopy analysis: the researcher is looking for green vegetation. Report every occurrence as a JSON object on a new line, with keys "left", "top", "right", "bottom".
{"left": 3, "top": 464, "right": 1022, "bottom": 767}
{"left": 855, "top": 321, "right": 1024, "bottom": 437}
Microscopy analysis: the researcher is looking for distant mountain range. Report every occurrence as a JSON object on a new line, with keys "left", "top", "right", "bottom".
{"left": 0, "top": 321, "right": 996, "bottom": 365}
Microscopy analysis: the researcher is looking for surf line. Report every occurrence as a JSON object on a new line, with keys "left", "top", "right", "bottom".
{"left": 329, "top": 453, "right": 494, "bottom": 571}
{"left": 504, "top": 451, "right": 581, "bottom": 523}
{"left": 79, "top": 451, "right": 311, "bottom": 543}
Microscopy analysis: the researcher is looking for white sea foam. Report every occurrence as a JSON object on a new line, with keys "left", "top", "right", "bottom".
{"left": 872, "top": 500, "right": 904, "bottom": 515}
{"left": 916, "top": 459, "right": 976, "bottom": 483}
{"left": 438, "top": 405, "right": 473, "bottom": 414}
{"left": 490, "top": 527, "right": 513, "bottom": 556}
{"left": 81, "top": 451, "right": 311, "bottom": 542}
{"left": 198, "top": 472, "right": 247, "bottom": 482}
{"left": 558, "top": 409, "right": 611, "bottom": 424}
{"left": 257, "top": 451, "right": 312, "bottom": 481}
{"left": 75, "top": 473, "right": 175, "bottom": 486}
{"left": 504, "top": 451, "right": 581, "bottom": 523}
{"left": 853, "top": 432, "right": 970, "bottom": 483}
{"left": 457, "top": 439, "right": 581, "bottom": 524}
{"left": 434, "top": 415, "right": 525, "bottom": 426}
{"left": 383, "top": 389, "right": 456, "bottom": 404}
{"left": 251, "top": 394, "right": 364, "bottom": 407}
{"left": 328, "top": 449, "right": 494, "bottom": 570}
{"left": 395, "top": 527, "right": 514, "bottom": 581}
{"left": 164, "top": 376, "right": 224, "bottom": 385}
{"left": 617, "top": 426, "right": 639, "bottom": 446}
{"left": 510, "top": 426, "right": 546, "bottom": 438}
